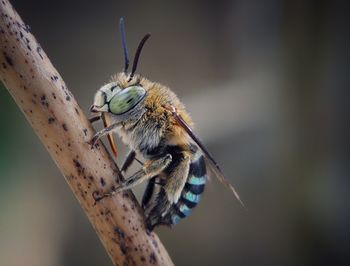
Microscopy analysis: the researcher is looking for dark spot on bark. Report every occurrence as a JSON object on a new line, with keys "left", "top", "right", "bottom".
{"left": 52, "top": 92, "right": 56, "bottom": 99}
{"left": 122, "top": 204, "right": 128, "bottom": 212}
{"left": 140, "top": 256, "right": 146, "bottom": 262}
{"left": 3, "top": 52, "right": 13, "bottom": 66}
{"left": 100, "top": 177, "right": 106, "bottom": 187}
{"left": 75, "top": 108, "right": 79, "bottom": 115}
{"left": 66, "top": 95, "right": 70, "bottom": 101}
{"left": 36, "top": 46, "right": 43, "bottom": 59}
{"left": 114, "top": 226, "right": 125, "bottom": 239}
{"left": 48, "top": 117, "right": 55, "bottom": 124}
{"left": 25, "top": 37, "right": 29, "bottom": 43}
{"left": 67, "top": 142, "right": 71, "bottom": 147}
{"left": 25, "top": 24, "right": 31, "bottom": 33}
{"left": 2, "top": 62, "right": 7, "bottom": 69}
{"left": 83, "top": 129, "right": 87, "bottom": 136}
{"left": 62, "top": 123, "right": 68, "bottom": 131}
{"left": 120, "top": 242, "right": 128, "bottom": 255}
{"left": 73, "top": 159, "right": 84, "bottom": 175}
{"left": 27, "top": 44, "right": 31, "bottom": 51}
{"left": 88, "top": 175, "right": 94, "bottom": 181}
{"left": 151, "top": 237, "right": 159, "bottom": 250}
{"left": 105, "top": 209, "right": 111, "bottom": 216}
{"left": 149, "top": 252, "right": 157, "bottom": 264}
{"left": 40, "top": 95, "right": 48, "bottom": 107}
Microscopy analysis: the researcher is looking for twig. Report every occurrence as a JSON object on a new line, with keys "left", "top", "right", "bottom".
{"left": 0, "top": 1, "right": 174, "bottom": 265}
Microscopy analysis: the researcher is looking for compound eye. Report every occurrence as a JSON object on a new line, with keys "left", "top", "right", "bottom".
{"left": 109, "top": 86, "right": 146, "bottom": 115}
{"left": 93, "top": 91, "right": 106, "bottom": 107}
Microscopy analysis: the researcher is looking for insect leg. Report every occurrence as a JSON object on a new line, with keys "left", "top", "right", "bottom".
{"left": 113, "top": 154, "right": 172, "bottom": 193}
{"left": 141, "top": 177, "right": 156, "bottom": 209}
{"left": 164, "top": 152, "right": 191, "bottom": 204}
{"left": 89, "top": 122, "right": 120, "bottom": 146}
{"left": 88, "top": 114, "right": 101, "bottom": 123}
{"left": 121, "top": 150, "right": 136, "bottom": 173}
{"left": 144, "top": 152, "right": 191, "bottom": 228}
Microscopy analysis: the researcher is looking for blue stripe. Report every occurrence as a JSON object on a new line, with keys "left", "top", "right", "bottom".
{"left": 188, "top": 175, "right": 207, "bottom": 185}
{"left": 179, "top": 204, "right": 192, "bottom": 216}
{"left": 171, "top": 214, "right": 182, "bottom": 225}
{"left": 183, "top": 191, "right": 202, "bottom": 203}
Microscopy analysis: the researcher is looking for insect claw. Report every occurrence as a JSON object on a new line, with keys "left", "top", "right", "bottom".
{"left": 92, "top": 191, "right": 104, "bottom": 204}
{"left": 92, "top": 190, "right": 116, "bottom": 204}
{"left": 88, "top": 136, "right": 99, "bottom": 148}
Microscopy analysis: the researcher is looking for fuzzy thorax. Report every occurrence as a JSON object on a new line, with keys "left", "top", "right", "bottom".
{"left": 110, "top": 73, "right": 195, "bottom": 156}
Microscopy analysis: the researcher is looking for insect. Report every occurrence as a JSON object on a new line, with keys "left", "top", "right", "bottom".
{"left": 89, "top": 18, "right": 244, "bottom": 231}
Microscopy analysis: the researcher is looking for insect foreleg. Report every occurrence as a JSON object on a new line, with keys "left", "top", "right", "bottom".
{"left": 88, "top": 114, "right": 101, "bottom": 123}
{"left": 89, "top": 122, "right": 120, "bottom": 146}
{"left": 114, "top": 154, "right": 172, "bottom": 193}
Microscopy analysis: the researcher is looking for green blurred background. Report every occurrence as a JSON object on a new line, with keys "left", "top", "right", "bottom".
{"left": 1, "top": 0, "right": 349, "bottom": 265}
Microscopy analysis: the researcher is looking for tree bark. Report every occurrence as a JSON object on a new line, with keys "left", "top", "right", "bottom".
{"left": 0, "top": 1, "right": 174, "bottom": 265}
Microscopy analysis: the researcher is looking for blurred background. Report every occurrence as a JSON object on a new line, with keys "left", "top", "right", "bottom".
{"left": 1, "top": 0, "right": 349, "bottom": 265}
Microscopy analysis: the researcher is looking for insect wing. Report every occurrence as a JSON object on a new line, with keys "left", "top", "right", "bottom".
{"left": 170, "top": 107, "right": 245, "bottom": 208}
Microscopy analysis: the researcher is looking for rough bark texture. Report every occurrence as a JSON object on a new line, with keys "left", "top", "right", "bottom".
{"left": 0, "top": 1, "right": 174, "bottom": 265}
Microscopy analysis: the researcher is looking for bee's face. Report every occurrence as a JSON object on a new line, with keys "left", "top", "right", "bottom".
{"left": 90, "top": 81, "right": 147, "bottom": 120}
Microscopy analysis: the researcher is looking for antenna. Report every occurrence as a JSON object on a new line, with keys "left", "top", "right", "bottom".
{"left": 128, "top": 33, "right": 151, "bottom": 81}
{"left": 119, "top": 18, "right": 129, "bottom": 73}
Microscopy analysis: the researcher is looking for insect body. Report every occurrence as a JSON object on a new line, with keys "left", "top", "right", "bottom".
{"left": 90, "top": 18, "right": 243, "bottom": 231}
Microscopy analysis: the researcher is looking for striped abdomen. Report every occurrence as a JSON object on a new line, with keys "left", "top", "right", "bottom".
{"left": 169, "top": 151, "right": 207, "bottom": 225}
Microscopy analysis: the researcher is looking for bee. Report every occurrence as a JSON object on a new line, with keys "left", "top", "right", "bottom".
{"left": 89, "top": 18, "right": 244, "bottom": 231}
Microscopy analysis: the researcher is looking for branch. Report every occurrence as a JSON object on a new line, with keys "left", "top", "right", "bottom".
{"left": 0, "top": 1, "right": 174, "bottom": 265}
